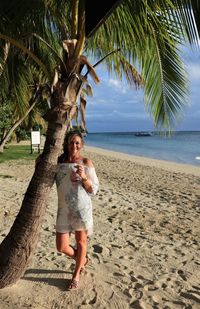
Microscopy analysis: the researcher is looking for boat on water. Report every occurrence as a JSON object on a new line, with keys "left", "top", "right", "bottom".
{"left": 134, "top": 132, "right": 152, "bottom": 137}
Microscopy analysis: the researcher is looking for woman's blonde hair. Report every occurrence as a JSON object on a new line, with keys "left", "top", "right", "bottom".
{"left": 58, "top": 130, "right": 84, "bottom": 163}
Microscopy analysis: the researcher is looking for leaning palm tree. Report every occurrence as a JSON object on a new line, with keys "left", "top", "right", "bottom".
{"left": 0, "top": 0, "right": 199, "bottom": 288}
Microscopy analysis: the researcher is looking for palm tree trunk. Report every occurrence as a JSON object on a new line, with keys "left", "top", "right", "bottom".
{"left": 0, "top": 76, "right": 82, "bottom": 288}
{"left": 0, "top": 120, "right": 66, "bottom": 288}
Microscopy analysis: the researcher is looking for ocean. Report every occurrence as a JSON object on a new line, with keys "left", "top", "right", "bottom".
{"left": 85, "top": 131, "right": 200, "bottom": 166}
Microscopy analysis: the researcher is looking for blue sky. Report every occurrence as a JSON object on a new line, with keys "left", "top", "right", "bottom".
{"left": 85, "top": 47, "right": 200, "bottom": 133}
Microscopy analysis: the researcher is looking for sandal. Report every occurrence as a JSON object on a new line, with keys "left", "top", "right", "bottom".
{"left": 68, "top": 278, "right": 79, "bottom": 290}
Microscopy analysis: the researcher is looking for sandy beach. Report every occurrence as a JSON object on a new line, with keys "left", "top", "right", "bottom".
{"left": 0, "top": 146, "right": 200, "bottom": 308}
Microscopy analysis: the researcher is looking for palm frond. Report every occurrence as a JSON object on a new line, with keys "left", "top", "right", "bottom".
{"left": 0, "top": 0, "right": 199, "bottom": 130}
{"left": 86, "top": 84, "right": 93, "bottom": 96}
{"left": 86, "top": 0, "right": 196, "bottom": 128}
{"left": 191, "top": 0, "right": 200, "bottom": 38}
{"left": 172, "top": 0, "right": 200, "bottom": 44}
{"left": 0, "top": 41, "right": 10, "bottom": 76}
{"left": 142, "top": 35, "right": 188, "bottom": 129}
{"left": 79, "top": 96, "right": 87, "bottom": 131}
{"left": 0, "top": 33, "right": 51, "bottom": 78}
{"left": 118, "top": 55, "right": 144, "bottom": 88}
{"left": 79, "top": 55, "right": 100, "bottom": 84}
{"left": 33, "top": 33, "right": 67, "bottom": 74}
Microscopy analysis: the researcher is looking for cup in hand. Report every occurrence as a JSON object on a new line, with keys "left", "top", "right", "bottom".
{"left": 70, "top": 164, "right": 81, "bottom": 183}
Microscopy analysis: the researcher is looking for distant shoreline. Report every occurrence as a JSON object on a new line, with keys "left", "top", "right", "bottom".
{"left": 85, "top": 145, "right": 200, "bottom": 177}
{"left": 7, "top": 140, "right": 200, "bottom": 176}
{"left": 87, "top": 130, "right": 200, "bottom": 134}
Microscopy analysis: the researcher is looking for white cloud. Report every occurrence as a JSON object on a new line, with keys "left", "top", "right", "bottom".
{"left": 108, "top": 78, "right": 128, "bottom": 94}
{"left": 113, "top": 111, "right": 149, "bottom": 120}
{"left": 109, "top": 79, "right": 121, "bottom": 87}
{"left": 86, "top": 109, "right": 149, "bottom": 121}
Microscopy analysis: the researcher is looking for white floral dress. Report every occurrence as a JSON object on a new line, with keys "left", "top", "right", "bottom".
{"left": 55, "top": 163, "right": 99, "bottom": 236}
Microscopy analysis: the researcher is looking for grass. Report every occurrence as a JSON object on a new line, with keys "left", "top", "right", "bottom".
{"left": 0, "top": 145, "right": 39, "bottom": 163}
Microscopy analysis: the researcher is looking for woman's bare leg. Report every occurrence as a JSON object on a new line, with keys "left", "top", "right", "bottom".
{"left": 56, "top": 232, "right": 76, "bottom": 259}
{"left": 69, "top": 230, "right": 87, "bottom": 286}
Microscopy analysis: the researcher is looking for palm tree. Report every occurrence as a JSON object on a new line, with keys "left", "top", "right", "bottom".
{"left": 0, "top": 52, "right": 49, "bottom": 152}
{"left": 0, "top": 0, "right": 199, "bottom": 288}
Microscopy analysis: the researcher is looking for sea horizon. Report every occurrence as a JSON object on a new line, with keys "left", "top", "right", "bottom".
{"left": 88, "top": 130, "right": 200, "bottom": 134}
{"left": 85, "top": 130, "right": 200, "bottom": 166}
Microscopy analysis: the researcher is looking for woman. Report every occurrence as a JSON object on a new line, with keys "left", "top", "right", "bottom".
{"left": 55, "top": 130, "right": 99, "bottom": 290}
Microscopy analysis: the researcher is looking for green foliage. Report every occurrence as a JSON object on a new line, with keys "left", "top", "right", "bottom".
{"left": 0, "top": 0, "right": 199, "bottom": 130}
{"left": 0, "top": 145, "right": 38, "bottom": 163}
{"left": 0, "top": 103, "right": 13, "bottom": 142}
{"left": 15, "top": 127, "right": 30, "bottom": 143}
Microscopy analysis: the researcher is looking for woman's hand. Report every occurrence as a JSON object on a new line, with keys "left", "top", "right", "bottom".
{"left": 75, "top": 164, "right": 87, "bottom": 181}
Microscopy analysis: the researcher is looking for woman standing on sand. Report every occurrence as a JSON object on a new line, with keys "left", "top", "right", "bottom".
{"left": 55, "top": 131, "right": 99, "bottom": 290}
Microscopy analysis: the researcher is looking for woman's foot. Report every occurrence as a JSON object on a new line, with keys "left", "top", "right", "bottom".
{"left": 68, "top": 268, "right": 81, "bottom": 290}
{"left": 68, "top": 278, "right": 79, "bottom": 290}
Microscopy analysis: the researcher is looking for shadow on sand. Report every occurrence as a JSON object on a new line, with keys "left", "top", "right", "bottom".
{"left": 22, "top": 268, "right": 72, "bottom": 291}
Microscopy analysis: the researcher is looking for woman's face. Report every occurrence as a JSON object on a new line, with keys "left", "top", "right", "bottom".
{"left": 68, "top": 135, "right": 83, "bottom": 156}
